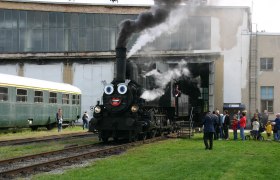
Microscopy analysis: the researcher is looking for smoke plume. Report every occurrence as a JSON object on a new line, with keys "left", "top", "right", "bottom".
{"left": 141, "top": 60, "right": 190, "bottom": 101}
{"left": 116, "top": 0, "right": 183, "bottom": 48}
{"left": 127, "top": 6, "right": 187, "bottom": 58}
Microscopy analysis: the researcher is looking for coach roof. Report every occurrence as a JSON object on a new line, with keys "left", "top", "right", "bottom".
{"left": 0, "top": 73, "right": 81, "bottom": 94}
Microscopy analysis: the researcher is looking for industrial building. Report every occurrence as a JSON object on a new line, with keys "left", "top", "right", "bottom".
{"left": 249, "top": 33, "right": 280, "bottom": 121}
{"left": 0, "top": 0, "right": 253, "bottom": 123}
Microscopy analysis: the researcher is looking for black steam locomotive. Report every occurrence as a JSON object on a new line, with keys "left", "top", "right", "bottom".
{"left": 89, "top": 48, "right": 178, "bottom": 142}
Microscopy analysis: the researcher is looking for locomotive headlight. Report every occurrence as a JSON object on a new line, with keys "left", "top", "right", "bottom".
{"left": 94, "top": 106, "right": 101, "bottom": 114}
{"left": 131, "top": 105, "right": 139, "bottom": 113}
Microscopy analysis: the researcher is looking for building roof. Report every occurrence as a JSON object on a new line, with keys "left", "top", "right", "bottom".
{"left": 1, "top": 0, "right": 250, "bottom": 9}
{"left": 1, "top": 0, "right": 151, "bottom": 7}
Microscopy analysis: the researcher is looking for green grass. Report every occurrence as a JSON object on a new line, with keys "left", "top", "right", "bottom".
{"left": 0, "top": 126, "right": 86, "bottom": 141}
{"left": 31, "top": 133, "right": 280, "bottom": 180}
{"left": 0, "top": 136, "right": 98, "bottom": 160}
{"left": 0, "top": 126, "right": 96, "bottom": 160}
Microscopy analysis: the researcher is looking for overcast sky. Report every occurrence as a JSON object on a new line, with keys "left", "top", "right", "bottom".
{"left": 26, "top": 0, "right": 280, "bottom": 33}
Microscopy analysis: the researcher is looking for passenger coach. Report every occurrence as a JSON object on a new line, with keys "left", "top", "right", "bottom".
{"left": 0, "top": 73, "right": 81, "bottom": 130}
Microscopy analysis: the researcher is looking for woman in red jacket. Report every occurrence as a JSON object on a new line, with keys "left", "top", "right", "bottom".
{"left": 239, "top": 111, "right": 247, "bottom": 140}
{"left": 232, "top": 115, "right": 238, "bottom": 140}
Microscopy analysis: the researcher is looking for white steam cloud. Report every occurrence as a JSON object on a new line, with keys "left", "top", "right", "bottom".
{"left": 141, "top": 60, "right": 190, "bottom": 101}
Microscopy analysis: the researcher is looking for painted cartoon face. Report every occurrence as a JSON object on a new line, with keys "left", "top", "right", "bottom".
{"left": 104, "top": 83, "right": 128, "bottom": 107}
{"left": 102, "top": 80, "right": 133, "bottom": 113}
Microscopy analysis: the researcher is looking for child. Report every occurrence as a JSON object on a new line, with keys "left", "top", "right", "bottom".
{"left": 265, "top": 121, "right": 272, "bottom": 140}
{"left": 252, "top": 119, "right": 260, "bottom": 140}
{"left": 232, "top": 115, "right": 238, "bottom": 140}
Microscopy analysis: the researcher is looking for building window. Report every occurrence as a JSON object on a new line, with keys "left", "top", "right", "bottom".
{"left": 17, "top": 89, "right": 27, "bottom": 102}
{"left": 72, "top": 94, "right": 80, "bottom": 105}
{"left": 260, "top": 86, "right": 274, "bottom": 113}
{"left": 62, "top": 94, "right": 70, "bottom": 104}
{"left": 49, "top": 92, "right": 57, "bottom": 103}
{"left": 0, "top": 87, "right": 8, "bottom": 101}
{"left": 34, "top": 91, "right": 43, "bottom": 103}
{"left": 0, "top": 9, "right": 211, "bottom": 53}
{"left": 260, "top": 58, "right": 273, "bottom": 71}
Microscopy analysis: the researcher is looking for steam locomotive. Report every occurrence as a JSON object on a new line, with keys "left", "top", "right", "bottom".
{"left": 89, "top": 48, "right": 179, "bottom": 142}
{"left": 89, "top": 46, "right": 210, "bottom": 142}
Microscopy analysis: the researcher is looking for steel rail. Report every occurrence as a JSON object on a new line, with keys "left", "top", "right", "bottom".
{"left": 0, "top": 136, "right": 166, "bottom": 179}
{"left": 0, "top": 132, "right": 95, "bottom": 146}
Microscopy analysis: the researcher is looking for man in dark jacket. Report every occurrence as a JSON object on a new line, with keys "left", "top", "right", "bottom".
{"left": 212, "top": 111, "right": 219, "bottom": 140}
{"left": 223, "top": 110, "right": 231, "bottom": 140}
{"left": 202, "top": 111, "right": 216, "bottom": 150}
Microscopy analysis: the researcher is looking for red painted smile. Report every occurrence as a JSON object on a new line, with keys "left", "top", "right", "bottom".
{"left": 111, "top": 98, "right": 121, "bottom": 106}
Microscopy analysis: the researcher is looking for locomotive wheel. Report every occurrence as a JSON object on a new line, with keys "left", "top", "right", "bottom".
{"left": 155, "top": 130, "right": 163, "bottom": 137}
{"left": 152, "top": 130, "right": 157, "bottom": 137}
{"left": 100, "top": 130, "right": 110, "bottom": 143}
{"left": 139, "top": 133, "right": 147, "bottom": 140}
{"left": 102, "top": 137, "right": 109, "bottom": 143}
{"left": 132, "top": 134, "right": 139, "bottom": 142}
{"left": 148, "top": 130, "right": 156, "bottom": 138}
{"left": 128, "top": 131, "right": 138, "bottom": 142}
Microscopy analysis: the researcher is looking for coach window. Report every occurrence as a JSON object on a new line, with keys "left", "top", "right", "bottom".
{"left": 0, "top": 87, "right": 8, "bottom": 101}
{"left": 16, "top": 89, "right": 27, "bottom": 102}
{"left": 72, "top": 94, "right": 80, "bottom": 105}
{"left": 72, "top": 94, "right": 76, "bottom": 104}
{"left": 34, "top": 91, "right": 43, "bottom": 103}
{"left": 62, "top": 94, "right": 70, "bottom": 104}
{"left": 49, "top": 92, "right": 57, "bottom": 103}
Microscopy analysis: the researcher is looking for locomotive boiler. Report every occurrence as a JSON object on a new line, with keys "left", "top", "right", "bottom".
{"left": 89, "top": 48, "right": 176, "bottom": 142}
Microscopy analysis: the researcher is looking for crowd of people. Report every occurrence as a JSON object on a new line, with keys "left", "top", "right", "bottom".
{"left": 202, "top": 109, "right": 280, "bottom": 150}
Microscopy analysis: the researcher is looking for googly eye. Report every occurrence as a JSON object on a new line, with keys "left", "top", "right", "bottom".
{"left": 117, "top": 83, "right": 128, "bottom": 94}
{"left": 104, "top": 84, "right": 114, "bottom": 95}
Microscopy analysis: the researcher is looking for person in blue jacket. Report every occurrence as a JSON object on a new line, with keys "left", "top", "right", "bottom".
{"left": 202, "top": 111, "right": 217, "bottom": 150}
{"left": 274, "top": 113, "right": 280, "bottom": 140}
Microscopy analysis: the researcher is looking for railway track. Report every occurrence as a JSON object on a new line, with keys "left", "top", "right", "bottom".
{"left": 0, "top": 136, "right": 167, "bottom": 179}
{"left": 0, "top": 132, "right": 96, "bottom": 146}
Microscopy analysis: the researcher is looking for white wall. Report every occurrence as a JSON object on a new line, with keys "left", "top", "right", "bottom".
{"left": 24, "top": 64, "right": 63, "bottom": 82}
{"left": 72, "top": 62, "right": 115, "bottom": 116}
{"left": 211, "top": 10, "right": 250, "bottom": 104}
{"left": 0, "top": 65, "right": 18, "bottom": 75}
{"left": 222, "top": 13, "right": 250, "bottom": 104}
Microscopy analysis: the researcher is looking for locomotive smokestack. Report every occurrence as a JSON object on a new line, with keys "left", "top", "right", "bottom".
{"left": 115, "top": 47, "right": 127, "bottom": 82}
